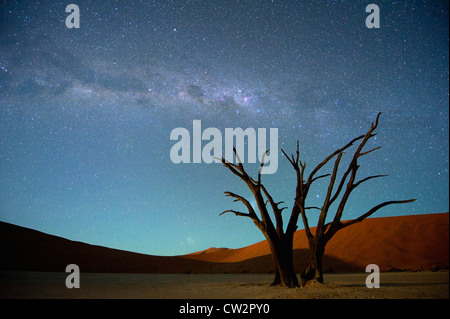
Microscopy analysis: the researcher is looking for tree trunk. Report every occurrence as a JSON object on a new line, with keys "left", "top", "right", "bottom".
{"left": 268, "top": 237, "right": 299, "bottom": 288}
{"left": 300, "top": 239, "right": 324, "bottom": 286}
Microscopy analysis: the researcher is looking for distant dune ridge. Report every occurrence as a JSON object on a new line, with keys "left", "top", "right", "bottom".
{"left": 0, "top": 213, "right": 448, "bottom": 274}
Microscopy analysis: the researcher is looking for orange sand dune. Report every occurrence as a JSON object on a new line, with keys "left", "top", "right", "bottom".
{"left": 187, "top": 247, "right": 231, "bottom": 255}
{"left": 1, "top": 213, "right": 448, "bottom": 274}
{"left": 184, "top": 213, "right": 449, "bottom": 272}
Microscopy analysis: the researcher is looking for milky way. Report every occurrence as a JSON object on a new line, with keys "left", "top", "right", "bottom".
{"left": 0, "top": 1, "right": 448, "bottom": 255}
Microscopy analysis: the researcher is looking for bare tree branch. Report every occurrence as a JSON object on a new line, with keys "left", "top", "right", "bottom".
{"left": 305, "top": 134, "right": 367, "bottom": 187}
{"left": 339, "top": 199, "right": 416, "bottom": 230}
{"left": 258, "top": 149, "right": 269, "bottom": 186}
{"left": 352, "top": 174, "right": 388, "bottom": 189}
{"left": 357, "top": 146, "right": 382, "bottom": 157}
{"left": 220, "top": 157, "right": 245, "bottom": 179}
{"left": 333, "top": 112, "right": 382, "bottom": 223}
{"left": 281, "top": 141, "right": 300, "bottom": 168}
{"left": 261, "top": 184, "right": 284, "bottom": 236}
{"left": 305, "top": 206, "right": 321, "bottom": 210}
{"left": 224, "top": 191, "right": 258, "bottom": 219}
{"left": 311, "top": 174, "right": 331, "bottom": 183}
{"left": 220, "top": 209, "right": 251, "bottom": 218}
{"left": 317, "top": 152, "right": 343, "bottom": 236}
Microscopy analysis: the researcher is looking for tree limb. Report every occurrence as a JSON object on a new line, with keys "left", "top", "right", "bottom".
{"left": 305, "top": 206, "right": 321, "bottom": 210}
{"left": 257, "top": 149, "right": 270, "bottom": 186}
{"left": 261, "top": 184, "right": 284, "bottom": 236}
{"left": 357, "top": 146, "right": 381, "bottom": 157}
{"left": 224, "top": 191, "right": 258, "bottom": 219}
{"left": 305, "top": 134, "right": 367, "bottom": 188}
{"left": 220, "top": 210, "right": 252, "bottom": 218}
{"left": 339, "top": 199, "right": 416, "bottom": 230}
{"left": 352, "top": 174, "right": 388, "bottom": 189}
{"left": 333, "top": 112, "right": 382, "bottom": 223}
{"left": 317, "top": 152, "right": 343, "bottom": 236}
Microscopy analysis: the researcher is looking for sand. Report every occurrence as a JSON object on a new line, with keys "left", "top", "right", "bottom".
{"left": 1, "top": 213, "right": 448, "bottom": 300}
{"left": 1, "top": 271, "right": 448, "bottom": 299}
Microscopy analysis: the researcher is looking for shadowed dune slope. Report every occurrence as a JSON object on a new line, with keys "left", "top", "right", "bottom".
{"left": 0, "top": 213, "right": 448, "bottom": 274}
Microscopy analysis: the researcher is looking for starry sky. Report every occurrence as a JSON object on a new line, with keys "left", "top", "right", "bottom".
{"left": 0, "top": 0, "right": 448, "bottom": 256}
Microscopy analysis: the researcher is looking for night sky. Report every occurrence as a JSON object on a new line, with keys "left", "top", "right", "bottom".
{"left": 0, "top": 0, "right": 448, "bottom": 256}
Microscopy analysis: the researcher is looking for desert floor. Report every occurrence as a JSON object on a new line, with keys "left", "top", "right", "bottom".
{"left": 0, "top": 271, "right": 448, "bottom": 299}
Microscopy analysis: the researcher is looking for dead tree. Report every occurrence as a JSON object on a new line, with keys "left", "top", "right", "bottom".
{"left": 219, "top": 150, "right": 300, "bottom": 288}
{"left": 281, "top": 112, "right": 415, "bottom": 286}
